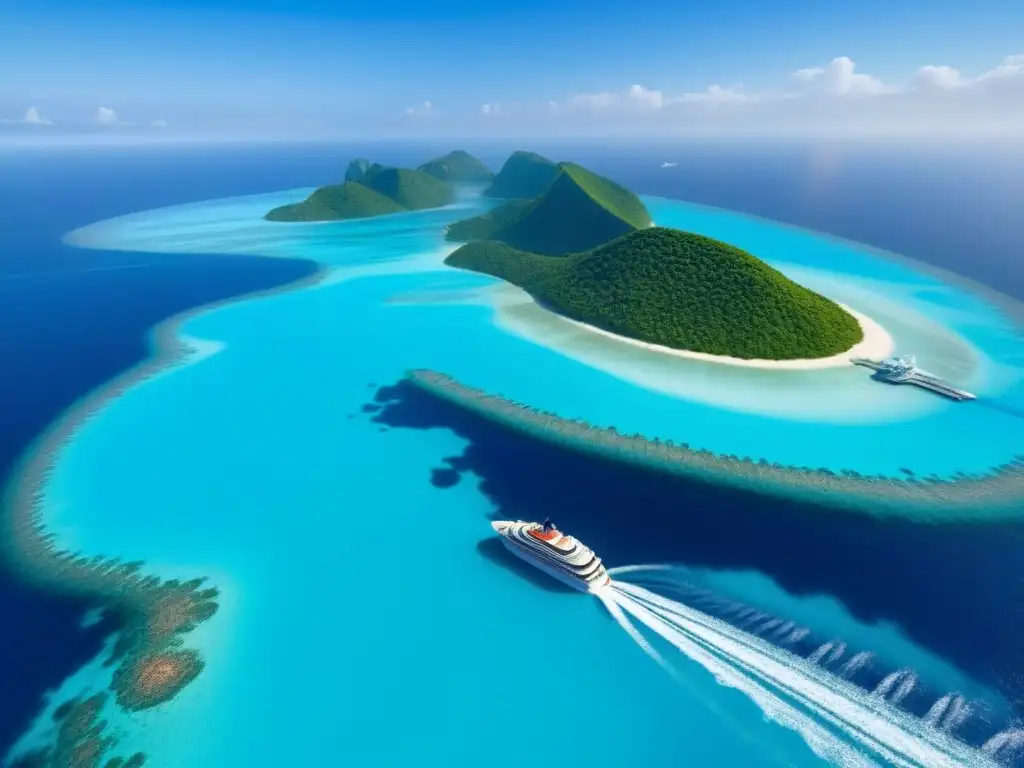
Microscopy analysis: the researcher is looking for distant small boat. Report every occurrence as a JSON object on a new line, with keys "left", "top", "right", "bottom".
{"left": 660, "top": 161, "right": 678, "bottom": 168}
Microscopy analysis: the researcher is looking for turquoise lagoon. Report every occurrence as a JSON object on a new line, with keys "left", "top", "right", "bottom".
{"left": 8, "top": 187, "right": 1024, "bottom": 767}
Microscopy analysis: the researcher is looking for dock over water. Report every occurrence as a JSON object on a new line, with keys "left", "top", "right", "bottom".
{"left": 851, "top": 357, "right": 976, "bottom": 401}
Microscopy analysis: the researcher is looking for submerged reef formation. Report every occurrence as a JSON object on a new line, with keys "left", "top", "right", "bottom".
{"left": 417, "top": 150, "right": 493, "bottom": 183}
{"left": 405, "top": 370, "right": 1024, "bottom": 520}
{"left": 483, "top": 150, "right": 561, "bottom": 199}
{"left": 1, "top": 333, "right": 228, "bottom": 765}
{"left": 106, "top": 580, "right": 215, "bottom": 711}
{"left": 449, "top": 161, "right": 652, "bottom": 256}
{"left": 5, "top": 414, "right": 220, "bottom": 713}
{"left": 447, "top": 227, "right": 863, "bottom": 360}
{"left": 9, "top": 693, "right": 147, "bottom": 768}
{"left": 265, "top": 163, "right": 455, "bottom": 222}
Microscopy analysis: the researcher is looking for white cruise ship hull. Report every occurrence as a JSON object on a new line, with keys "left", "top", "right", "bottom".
{"left": 492, "top": 520, "right": 612, "bottom": 593}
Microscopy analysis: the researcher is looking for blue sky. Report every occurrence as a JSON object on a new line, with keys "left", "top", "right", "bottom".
{"left": 2, "top": 0, "right": 1022, "bottom": 141}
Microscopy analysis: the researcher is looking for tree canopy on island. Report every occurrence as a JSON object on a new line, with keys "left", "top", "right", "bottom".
{"left": 446, "top": 227, "right": 864, "bottom": 360}
{"left": 483, "top": 151, "right": 561, "bottom": 199}
{"left": 265, "top": 163, "right": 455, "bottom": 222}
{"left": 418, "top": 150, "right": 493, "bottom": 182}
{"left": 448, "top": 162, "right": 653, "bottom": 255}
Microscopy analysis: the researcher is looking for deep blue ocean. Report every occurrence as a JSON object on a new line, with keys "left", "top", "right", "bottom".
{"left": 1, "top": 139, "right": 1023, "bottom": 764}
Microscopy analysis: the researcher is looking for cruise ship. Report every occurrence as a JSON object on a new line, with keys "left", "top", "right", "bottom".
{"left": 491, "top": 518, "right": 612, "bottom": 592}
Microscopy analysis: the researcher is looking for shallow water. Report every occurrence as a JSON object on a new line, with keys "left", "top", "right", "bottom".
{"left": 9, "top": 188, "right": 1024, "bottom": 766}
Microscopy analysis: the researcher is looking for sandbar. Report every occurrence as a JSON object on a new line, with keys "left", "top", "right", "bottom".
{"left": 556, "top": 303, "right": 894, "bottom": 371}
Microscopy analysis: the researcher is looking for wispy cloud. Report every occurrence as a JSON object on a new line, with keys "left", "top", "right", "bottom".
{"left": 787, "top": 56, "right": 893, "bottom": 96}
{"left": 480, "top": 101, "right": 526, "bottom": 117}
{"left": 404, "top": 100, "right": 436, "bottom": 117}
{"left": 23, "top": 106, "right": 54, "bottom": 125}
{"left": 0, "top": 106, "right": 54, "bottom": 126}
{"left": 151, "top": 118, "right": 168, "bottom": 128}
{"left": 479, "top": 52, "right": 1024, "bottom": 137}
{"left": 94, "top": 106, "right": 121, "bottom": 125}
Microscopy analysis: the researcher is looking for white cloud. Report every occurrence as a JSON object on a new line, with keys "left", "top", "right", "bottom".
{"left": 625, "top": 84, "right": 665, "bottom": 109}
{"left": 976, "top": 53, "right": 1024, "bottom": 83}
{"left": 480, "top": 102, "right": 527, "bottom": 118}
{"left": 562, "top": 84, "right": 666, "bottom": 112}
{"left": 94, "top": 106, "right": 120, "bottom": 125}
{"left": 788, "top": 57, "right": 891, "bottom": 96}
{"left": 677, "top": 84, "right": 757, "bottom": 104}
{"left": 151, "top": 118, "right": 168, "bottom": 128}
{"left": 1, "top": 106, "right": 54, "bottom": 125}
{"left": 912, "top": 65, "right": 965, "bottom": 90}
{"left": 404, "top": 100, "right": 436, "bottom": 117}
{"left": 481, "top": 52, "right": 1024, "bottom": 137}
{"left": 23, "top": 106, "right": 53, "bottom": 125}
{"left": 911, "top": 54, "right": 1024, "bottom": 91}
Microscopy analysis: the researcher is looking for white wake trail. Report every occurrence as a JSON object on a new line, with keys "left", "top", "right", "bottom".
{"left": 840, "top": 652, "right": 873, "bottom": 679}
{"left": 890, "top": 673, "right": 918, "bottom": 706}
{"left": 604, "top": 580, "right": 999, "bottom": 768}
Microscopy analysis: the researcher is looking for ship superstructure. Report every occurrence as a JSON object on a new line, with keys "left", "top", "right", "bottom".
{"left": 491, "top": 518, "right": 611, "bottom": 592}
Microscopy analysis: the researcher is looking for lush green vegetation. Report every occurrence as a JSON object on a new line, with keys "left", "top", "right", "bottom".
{"left": 418, "top": 150, "right": 493, "bottom": 182}
{"left": 445, "top": 198, "right": 532, "bottom": 241}
{"left": 483, "top": 150, "right": 560, "bottom": 199}
{"left": 265, "top": 163, "right": 455, "bottom": 222}
{"left": 361, "top": 164, "right": 455, "bottom": 210}
{"left": 447, "top": 161, "right": 652, "bottom": 255}
{"left": 345, "top": 158, "right": 372, "bottom": 182}
{"left": 265, "top": 183, "right": 405, "bottom": 222}
{"left": 446, "top": 227, "right": 864, "bottom": 360}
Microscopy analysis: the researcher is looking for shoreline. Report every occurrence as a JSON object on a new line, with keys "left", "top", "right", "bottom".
{"left": 643, "top": 194, "right": 1024, "bottom": 333}
{"left": 557, "top": 303, "right": 895, "bottom": 371}
{"left": 0, "top": 257, "right": 328, "bottom": 765}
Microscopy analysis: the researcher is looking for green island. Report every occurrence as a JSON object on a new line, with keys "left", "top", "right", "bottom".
{"left": 447, "top": 227, "right": 863, "bottom": 359}
{"left": 446, "top": 155, "right": 862, "bottom": 360}
{"left": 405, "top": 369, "right": 1024, "bottom": 521}
{"left": 418, "top": 150, "right": 493, "bottom": 183}
{"left": 344, "top": 158, "right": 372, "bottom": 182}
{"left": 483, "top": 150, "right": 561, "bottom": 199}
{"left": 265, "top": 162, "right": 455, "bottom": 222}
{"left": 449, "top": 162, "right": 653, "bottom": 255}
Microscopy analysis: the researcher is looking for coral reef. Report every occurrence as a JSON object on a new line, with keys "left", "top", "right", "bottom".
{"left": 406, "top": 369, "right": 1024, "bottom": 520}
{"left": 9, "top": 694, "right": 148, "bottom": 768}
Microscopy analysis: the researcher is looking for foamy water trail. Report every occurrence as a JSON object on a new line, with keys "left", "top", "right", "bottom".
{"left": 604, "top": 579, "right": 998, "bottom": 768}
{"left": 809, "top": 642, "right": 836, "bottom": 665}
{"left": 941, "top": 696, "right": 971, "bottom": 734}
{"left": 788, "top": 627, "right": 811, "bottom": 644}
{"left": 874, "top": 670, "right": 910, "bottom": 699}
{"left": 601, "top": 587, "right": 881, "bottom": 768}
{"left": 744, "top": 610, "right": 769, "bottom": 627}
{"left": 983, "top": 729, "right": 1024, "bottom": 759}
{"left": 890, "top": 673, "right": 918, "bottom": 705}
{"left": 826, "top": 642, "right": 848, "bottom": 666}
{"left": 925, "top": 695, "right": 955, "bottom": 728}
{"left": 773, "top": 620, "right": 796, "bottom": 640}
{"left": 597, "top": 589, "right": 673, "bottom": 674}
{"left": 840, "top": 652, "right": 873, "bottom": 679}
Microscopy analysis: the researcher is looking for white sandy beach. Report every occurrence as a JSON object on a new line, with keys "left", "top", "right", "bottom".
{"left": 559, "top": 304, "right": 896, "bottom": 370}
